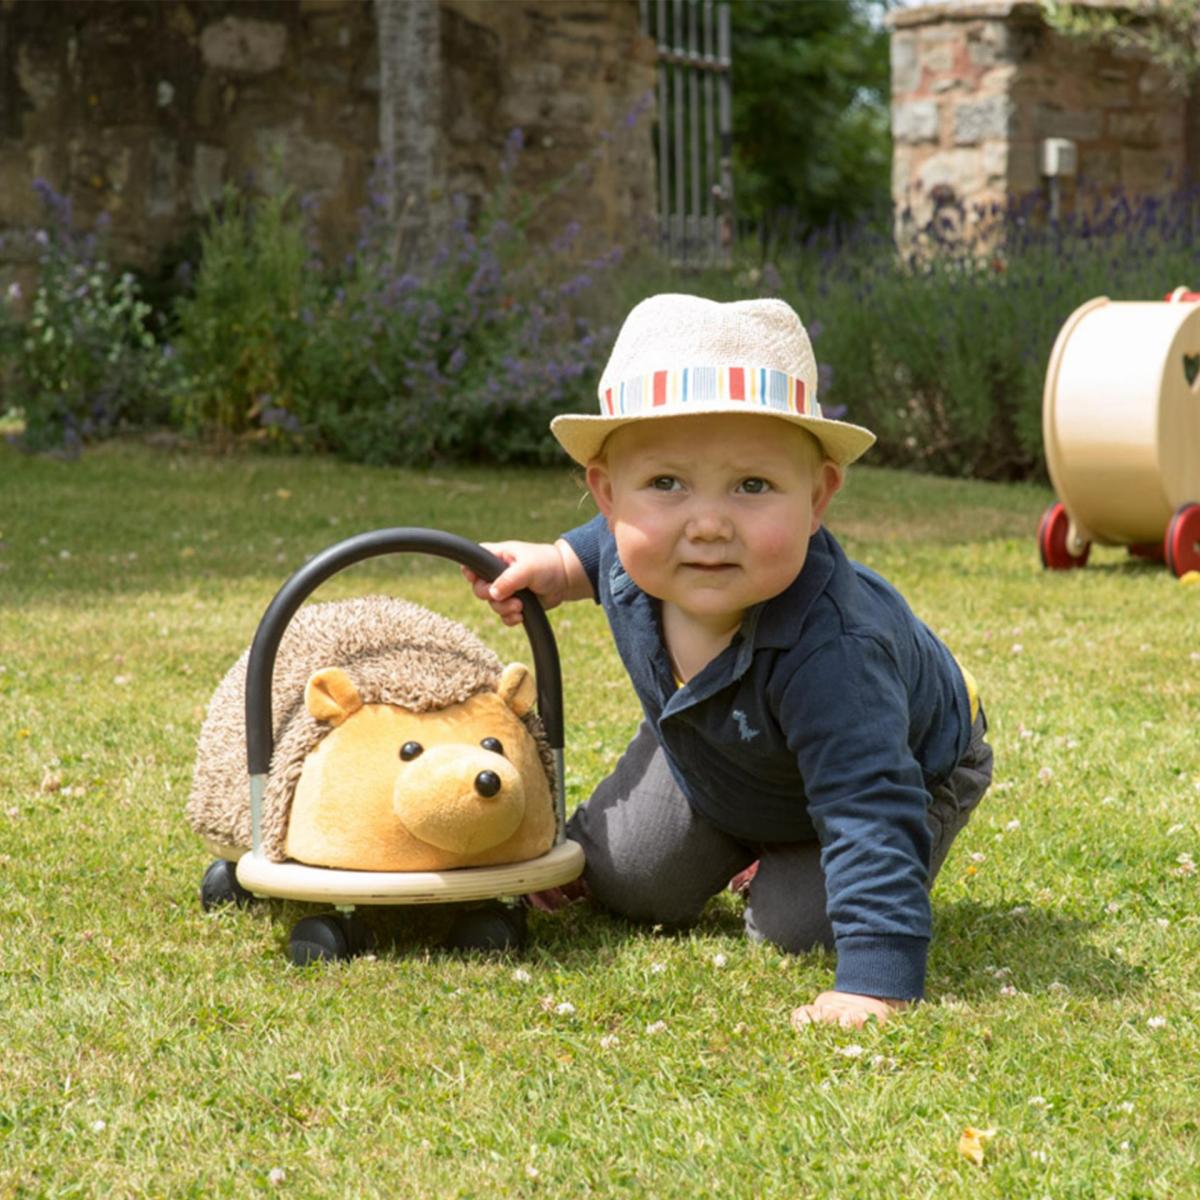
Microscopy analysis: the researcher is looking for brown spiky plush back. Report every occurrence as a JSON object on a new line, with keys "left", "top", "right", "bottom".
{"left": 186, "top": 595, "right": 555, "bottom": 862}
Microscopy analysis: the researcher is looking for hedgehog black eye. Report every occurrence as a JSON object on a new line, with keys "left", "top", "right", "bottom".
{"left": 480, "top": 737, "right": 504, "bottom": 756}
{"left": 399, "top": 741, "right": 424, "bottom": 761}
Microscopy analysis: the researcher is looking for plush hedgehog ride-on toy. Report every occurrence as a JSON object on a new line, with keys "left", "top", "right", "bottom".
{"left": 187, "top": 529, "right": 584, "bottom": 965}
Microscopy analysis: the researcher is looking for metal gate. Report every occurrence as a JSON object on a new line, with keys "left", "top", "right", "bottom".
{"left": 639, "top": 0, "right": 733, "bottom": 266}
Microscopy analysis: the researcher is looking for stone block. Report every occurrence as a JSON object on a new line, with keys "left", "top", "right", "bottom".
{"left": 965, "top": 19, "right": 1015, "bottom": 69}
{"left": 1108, "top": 110, "right": 1164, "bottom": 148}
{"left": 254, "top": 127, "right": 345, "bottom": 196}
{"left": 1005, "top": 141, "right": 1040, "bottom": 192}
{"left": 954, "top": 96, "right": 1014, "bottom": 145}
{"left": 192, "top": 143, "right": 226, "bottom": 212}
{"left": 16, "top": 44, "right": 60, "bottom": 111}
{"left": 1078, "top": 148, "right": 1119, "bottom": 187}
{"left": 892, "top": 99, "right": 939, "bottom": 143}
{"left": 1120, "top": 147, "right": 1174, "bottom": 191}
{"left": 200, "top": 17, "right": 288, "bottom": 75}
{"left": 917, "top": 147, "right": 985, "bottom": 199}
{"left": 981, "top": 139, "right": 1007, "bottom": 183}
{"left": 147, "top": 137, "right": 178, "bottom": 218}
{"left": 1034, "top": 104, "right": 1101, "bottom": 142}
{"left": 922, "top": 42, "right": 956, "bottom": 74}
{"left": 891, "top": 32, "right": 920, "bottom": 95}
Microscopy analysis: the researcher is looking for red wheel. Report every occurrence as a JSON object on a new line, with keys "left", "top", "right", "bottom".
{"left": 1038, "top": 502, "right": 1090, "bottom": 570}
{"left": 1164, "top": 502, "right": 1200, "bottom": 577}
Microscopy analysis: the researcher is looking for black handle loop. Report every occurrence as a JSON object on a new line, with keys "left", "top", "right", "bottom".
{"left": 244, "top": 528, "right": 563, "bottom": 776}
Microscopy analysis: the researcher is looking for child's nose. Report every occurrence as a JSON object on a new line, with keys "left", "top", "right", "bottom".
{"left": 686, "top": 506, "right": 733, "bottom": 541}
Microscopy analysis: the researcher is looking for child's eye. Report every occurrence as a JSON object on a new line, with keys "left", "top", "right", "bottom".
{"left": 650, "top": 475, "right": 681, "bottom": 492}
{"left": 738, "top": 477, "right": 772, "bottom": 494}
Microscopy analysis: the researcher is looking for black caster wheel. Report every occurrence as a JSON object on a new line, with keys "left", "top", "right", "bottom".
{"left": 200, "top": 859, "right": 254, "bottom": 911}
{"left": 288, "top": 915, "right": 352, "bottom": 966}
{"left": 443, "top": 901, "right": 528, "bottom": 953}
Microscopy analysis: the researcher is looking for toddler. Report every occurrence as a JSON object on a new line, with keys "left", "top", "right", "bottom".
{"left": 465, "top": 294, "right": 992, "bottom": 1028}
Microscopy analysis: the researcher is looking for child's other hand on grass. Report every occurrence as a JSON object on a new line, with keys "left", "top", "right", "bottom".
{"left": 523, "top": 876, "right": 590, "bottom": 912}
{"left": 462, "top": 539, "right": 585, "bottom": 626}
{"left": 790, "top": 990, "right": 909, "bottom": 1030}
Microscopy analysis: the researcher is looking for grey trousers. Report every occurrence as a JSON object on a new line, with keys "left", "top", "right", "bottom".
{"left": 565, "top": 711, "right": 994, "bottom": 953}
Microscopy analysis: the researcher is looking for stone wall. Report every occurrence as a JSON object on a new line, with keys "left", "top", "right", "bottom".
{"left": 0, "top": 0, "right": 655, "bottom": 290}
{"left": 889, "top": 0, "right": 1198, "bottom": 237}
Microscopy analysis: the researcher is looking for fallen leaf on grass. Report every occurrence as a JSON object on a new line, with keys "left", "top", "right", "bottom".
{"left": 958, "top": 1125, "right": 997, "bottom": 1167}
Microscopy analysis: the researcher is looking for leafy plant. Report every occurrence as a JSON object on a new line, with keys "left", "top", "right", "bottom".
{"left": 1, "top": 181, "right": 173, "bottom": 454}
{"left": 170, "top": 183, "right": 320, "bottom": 445}
{"left": 170, "top": 133, "right": 622, "bottom": 465}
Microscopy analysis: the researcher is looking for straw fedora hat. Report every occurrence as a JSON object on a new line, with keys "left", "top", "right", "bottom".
{"left": 550, "top": 293, "right": 876, "bottom": 467}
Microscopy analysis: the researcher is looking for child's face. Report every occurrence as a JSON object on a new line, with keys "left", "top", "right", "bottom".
{"left": 586, "top": 414, "right": 843, "bottom": 633}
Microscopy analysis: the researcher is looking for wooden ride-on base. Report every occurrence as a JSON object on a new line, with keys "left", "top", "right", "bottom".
{"left": 231, "top": 839, "right": 586, "bottom": 907}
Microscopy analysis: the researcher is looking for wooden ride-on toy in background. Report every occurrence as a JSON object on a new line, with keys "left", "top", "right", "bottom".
{"left": 1039, "top": 289, "right": 1200, "bottom": 576}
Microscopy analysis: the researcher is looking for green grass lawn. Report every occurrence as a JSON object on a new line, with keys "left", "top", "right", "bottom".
{"left": 1, "top": 440, "right": 1197, "bottom": 1198}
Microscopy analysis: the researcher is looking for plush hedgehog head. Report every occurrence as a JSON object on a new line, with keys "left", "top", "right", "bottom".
{"left": 186, "top": 596, "right": 556, "bottom": 866}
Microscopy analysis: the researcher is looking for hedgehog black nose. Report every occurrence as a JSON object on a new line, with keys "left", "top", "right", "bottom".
{"left": 474, "top": 770, "right": 502, "bottom": 798}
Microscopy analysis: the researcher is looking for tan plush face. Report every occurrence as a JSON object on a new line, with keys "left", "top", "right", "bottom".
{"left": 284, "top": 664, "right": 556, "bottom": 871}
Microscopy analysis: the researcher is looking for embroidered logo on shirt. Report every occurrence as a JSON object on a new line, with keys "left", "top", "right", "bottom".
{"left": 732, "top": 709, "right": 760, "bottom": 742}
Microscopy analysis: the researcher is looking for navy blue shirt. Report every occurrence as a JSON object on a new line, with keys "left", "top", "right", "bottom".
{"left": 563, "top": 515, "right": 973, "bottom": 1000}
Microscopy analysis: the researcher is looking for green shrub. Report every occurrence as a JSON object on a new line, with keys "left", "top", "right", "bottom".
{"left": 1, "top": 181, "right": 173, "bottom": 454}
{"left": 171, "top": 133, "right": 621, "bottom": 465}
{"left": 781, "top": 189, "right": 1200, "bottom": 480}
{"left": 170, "top": 184, "right": 319, "bottom": 445}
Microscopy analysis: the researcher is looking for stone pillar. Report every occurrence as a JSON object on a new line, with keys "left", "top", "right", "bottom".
{"left": 375, "top": 0, "right": 446, "bottom": 265}
{"left": 889, "top": 0, "right": 1193, "bottom": 246}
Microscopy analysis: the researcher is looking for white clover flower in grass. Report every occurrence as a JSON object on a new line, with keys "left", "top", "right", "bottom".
{"left": 554, "top": 1002, "right": 575, "bottom": 1016}
{"left": 599, "top": 1034, "right": 620, "bottom": 1050}
{"left": 1147, "top": 1015, "right": 1167, "bottom": 1029}
{"left": 1005, "top": 819, "right": 1021, "bottom": 832}
{"left": 999, "top": 984, "right": 1018, "bottom": 997}
{"left": 1027, "top": 1096, "right": 1048, "bottom": 1108}
{"left": 711, "top": 953, "right": 728, "bottom": 968}
{"left": 268, "top": 1168, "right": 286, "bottom": 1186}
{"left": 645, "top": 1020, "right": 668, "bottom": 1035}
{"left": 512, "top": 968, "right": 532, "bottom": 984}
{"left": 91, "top": 1119, "right": 107, "bottom": 1133}
{"left": 650, "top": 962, "right": 666, "bottom": 975}
{"left": 1011, "top": 643, "right": 1024, "bottom": 655}
{"left": 1118, "top": 1101, "right": 1135, "bottom": 1114}
{"left": 834, "top": 1044, "right": 864, "bottom": 1058}
{"left": 1037, "top": 767, "right": 1053, "bottom": 783}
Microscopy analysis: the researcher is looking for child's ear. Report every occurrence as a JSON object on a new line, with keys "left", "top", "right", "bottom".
{"left": 586, "top": 460, "right": 616, "bottom": 521}
{"left": 809, "top": 461, "right": 844, "bottom": 533}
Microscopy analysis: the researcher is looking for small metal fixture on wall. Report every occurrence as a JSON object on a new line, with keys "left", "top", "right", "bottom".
{"left": 640, "top": 0, "right": 733, "bottom": 266}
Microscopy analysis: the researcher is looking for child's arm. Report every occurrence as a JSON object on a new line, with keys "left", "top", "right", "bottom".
{"left": 463, "top": 539, "right": 594, "bottom": 626}
{"left": 791, "top": 990, "right": 909, "bottom": 1030}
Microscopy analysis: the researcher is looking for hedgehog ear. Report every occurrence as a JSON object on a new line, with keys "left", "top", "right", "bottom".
{"left": 497, "top": 663, "right": 536, "bottom": 717}
{"left": 306, "top": 667, "right": 364, "bottom": 726}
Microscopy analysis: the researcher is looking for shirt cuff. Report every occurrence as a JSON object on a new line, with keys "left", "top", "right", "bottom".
{"left": 560, "top": 524, "right": 602, "bottom": 600}
{"left": 834, "top": 934, "right": 928, "bottom": 1001}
